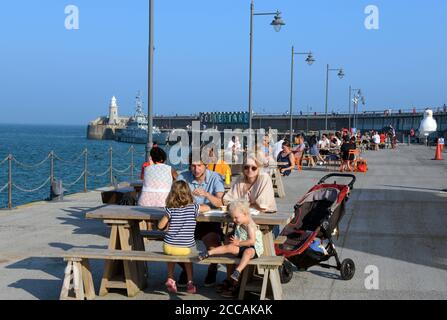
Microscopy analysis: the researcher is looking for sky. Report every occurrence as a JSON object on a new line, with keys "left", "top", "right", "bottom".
{"left": 0, "top": 0, "right": 446, "bottom": 125}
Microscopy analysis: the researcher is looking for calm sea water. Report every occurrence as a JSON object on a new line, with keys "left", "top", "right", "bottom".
{"left": 0, "top": 124, "right": 176, "bottom": 208}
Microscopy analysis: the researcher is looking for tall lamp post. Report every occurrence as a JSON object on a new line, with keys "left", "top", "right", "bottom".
{"left": 146, "top": 0, "right": 155, "bottom": 162}
{"left": 289, "top": 46, "right": 315, "bottom": 142}
{"left": 353, "top": 92, "right": 366, "bottom": 131}
{"left": 248, "top": 0, "right": 285, "bottom": 134}
{"left": 348, "top": 86, "right": 362, "bottom": 131}
{"left": 324, "top": 64, "right": 345, "bottom": 131}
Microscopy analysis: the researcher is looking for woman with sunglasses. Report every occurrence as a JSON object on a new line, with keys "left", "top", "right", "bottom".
{"left": 223, "top": 154, "right": 277, "bottom": 213}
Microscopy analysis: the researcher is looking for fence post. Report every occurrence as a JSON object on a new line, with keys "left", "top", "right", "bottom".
{"left": 50, "top": 151, "right": 54, "bottom": 183}
{"left": 109, "top": 146, "right": 113, "bottom": 186}
{"left": 130, "top": 146, "right": 134, "bottom": 182}
{"left": 84, "top": 148, "right": 88, "bottom": 192}
{"left": 8, "top": 154, "right": 12, "bottom": 209}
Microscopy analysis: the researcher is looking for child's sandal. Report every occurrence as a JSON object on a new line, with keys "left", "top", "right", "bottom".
{"left": 165, "top": 278, "right": 177, "bottom": 293}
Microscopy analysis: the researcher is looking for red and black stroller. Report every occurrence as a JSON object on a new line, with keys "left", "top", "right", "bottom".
{"left": 276, "top": 174, "right": 356, "bottom": 283}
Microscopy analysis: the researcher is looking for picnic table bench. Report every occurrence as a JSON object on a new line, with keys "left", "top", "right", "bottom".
{"left": 60, "top": 205, "right": 292, "bottom": 300}
{"left": 60, "top": 249, "right": 284, "bottom": 301}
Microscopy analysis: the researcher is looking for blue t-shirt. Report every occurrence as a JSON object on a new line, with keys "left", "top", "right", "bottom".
{"left": 177, "top": 170, "right": 225, "bottom": 206}
{"left": 164, "top": 203, "right": 199, "bottom": 248}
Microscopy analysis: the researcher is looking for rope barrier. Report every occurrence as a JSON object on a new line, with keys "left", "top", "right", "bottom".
{"left": 12, "top": 154, "right": 51, "bottom": 169}
{"left": 0, "top": 156, "right": 9, "bottom": 166}
{"left": 87, "top": 167, "right": 111, "bottom": 177}
{"left": 64, "top": 171, "right": 87, "bottom": 187}
{"left": 53, "top": 150, "right": 86, "bottom": 163}
{"left": 113, "top": 165, "right": 131, "bottom": 174}
{"left": 1, "top": 147, "right": 146, "bottom": 209}
{"left": 13, "top": 177, "right": 51, "bottom": 193}
{"left": 0, "top": 183, "right": 8, "bottom": 193}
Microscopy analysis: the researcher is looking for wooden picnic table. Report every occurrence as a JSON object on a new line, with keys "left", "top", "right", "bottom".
{"left": 86, "top": 205, "right": 292, "bottom": 299}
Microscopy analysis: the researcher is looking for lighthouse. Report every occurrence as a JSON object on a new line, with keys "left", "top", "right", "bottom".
{"left": 108, "top": 96, "right": 119, "bottom": 125}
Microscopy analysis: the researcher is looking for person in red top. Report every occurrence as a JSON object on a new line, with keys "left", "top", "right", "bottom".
{"left": 380, "top": 133, "right": 386, "bottom": 144}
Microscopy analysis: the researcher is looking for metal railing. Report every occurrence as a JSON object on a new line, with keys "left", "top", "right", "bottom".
{"left": 0, "top": 146, "right": 138, "bottom": 210}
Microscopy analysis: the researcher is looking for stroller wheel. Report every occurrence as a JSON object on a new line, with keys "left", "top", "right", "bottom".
{"left": 279, "top": 259, "right": 294, "bottom": 284}
{"left": 340, "top": 259, "right": 355, "bottom": 280}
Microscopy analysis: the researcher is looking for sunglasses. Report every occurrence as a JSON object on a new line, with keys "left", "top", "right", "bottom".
{"left": 244, "top": 165, "right": 258, "bottom": 171}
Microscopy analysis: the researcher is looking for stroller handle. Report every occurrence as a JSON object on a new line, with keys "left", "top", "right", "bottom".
{"left": 318, "top": 173, "right": 356, "bottom": 189}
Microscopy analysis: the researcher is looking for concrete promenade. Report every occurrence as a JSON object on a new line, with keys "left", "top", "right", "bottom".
{"left": 0, "top": 144, "right": 446, "bottom": 300}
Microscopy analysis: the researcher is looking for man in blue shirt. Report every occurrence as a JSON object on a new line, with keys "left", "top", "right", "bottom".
{"left": 176, "top": 149, "right": 225, "bottom": 287}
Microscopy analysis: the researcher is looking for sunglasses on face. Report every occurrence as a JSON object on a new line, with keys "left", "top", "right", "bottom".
{"left": 244, "top": 165, "right": 258, "bottom": 172}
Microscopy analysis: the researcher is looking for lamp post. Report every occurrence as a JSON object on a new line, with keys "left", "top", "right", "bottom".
{"left": 289, "top": 46, "right": 315, "bottom": 142}
{"left": 248, "top": 0, "right": 285, "bottom": 135}
{"left": 324, "top": 64, "right": 345, "bottom": 131}
{"left": 354, "top": 93, "right": 366, "bottom": 130}
{"left": 348, "top": 86, "right": 362, "bottom": 131}
{"left": 146, "top": 0, "right": 155, "bottom": 162}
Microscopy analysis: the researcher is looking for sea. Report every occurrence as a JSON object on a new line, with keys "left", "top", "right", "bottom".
{"left": 0, "top": 124, "right": 183, "bottom": 209}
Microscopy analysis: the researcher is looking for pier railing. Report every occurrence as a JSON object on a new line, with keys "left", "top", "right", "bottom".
{"left": 0, "top": 146, "right": 143, "bottom": 210}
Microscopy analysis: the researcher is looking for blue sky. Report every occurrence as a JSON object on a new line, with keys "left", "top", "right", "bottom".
{"left": 0, "top": 0, "right": 446, "bottom": 125}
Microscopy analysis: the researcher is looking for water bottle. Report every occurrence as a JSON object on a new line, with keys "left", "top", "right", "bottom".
{"left": 225, "top": 168, "right": 231, "bottom": 186}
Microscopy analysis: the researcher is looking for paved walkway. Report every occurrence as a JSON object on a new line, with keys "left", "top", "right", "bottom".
{"left": 0, "top": 144, "right": 446, "bottom": 300}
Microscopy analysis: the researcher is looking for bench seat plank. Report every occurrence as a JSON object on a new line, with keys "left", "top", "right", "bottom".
{"left": 63, "top": 249, "right": 284, "bottom": 266}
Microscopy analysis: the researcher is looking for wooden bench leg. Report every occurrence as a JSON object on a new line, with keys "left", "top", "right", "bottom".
{"left": 238, "top": 265, "right": 253, "bottom": 300}
{"left": 60, "top": 261, "right": 73, "bottom": 300}
{"left": 269, "top": 268, "right": 283, "bottom": 300}
{"left": 81, "top": 260, "right": 96, "bottom": 300}
{"left": 119, "top": 225, "right": 141, "bottom": 297}
{"left": 259, "top": 268, "right": 270, "bottom": 300}
{"left": 60, "top": 259, "right": 87, "bottom": 300}
{"left": 100, "top": 225, "right": 118, "bottom": 296}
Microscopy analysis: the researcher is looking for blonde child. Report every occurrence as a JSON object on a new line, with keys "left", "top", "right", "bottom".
{"left": 198, "top": 200, "right": 263, "bottom": 283}
{"left": 158, "top": 180, "right": 209, "bottom": 294}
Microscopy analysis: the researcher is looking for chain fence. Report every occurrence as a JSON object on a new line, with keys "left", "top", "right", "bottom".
{"left": 0, "top": 146, "right": 140, "bottom": 209}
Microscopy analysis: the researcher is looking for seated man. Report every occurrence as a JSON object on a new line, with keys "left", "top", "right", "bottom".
{"left": 177, "top": 149, "right": 225, "bottom": 288}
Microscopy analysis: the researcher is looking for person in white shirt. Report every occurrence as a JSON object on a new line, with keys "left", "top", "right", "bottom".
{"left": 318, "top": 134, "right": 331, "bottom": 149}
{"left": 373, "top": 132, "right": 381, "bottom": 144}
{"left": 274, "top": 137, "right": 286, "bottom": 160}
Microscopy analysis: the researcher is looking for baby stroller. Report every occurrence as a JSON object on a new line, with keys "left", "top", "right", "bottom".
{"left": 276, "top": 174, "right": 356, "bottom": 283}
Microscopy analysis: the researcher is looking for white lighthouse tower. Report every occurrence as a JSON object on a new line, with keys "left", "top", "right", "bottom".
{"left": 108, "top": 96, "right": 119, "bottom": 125}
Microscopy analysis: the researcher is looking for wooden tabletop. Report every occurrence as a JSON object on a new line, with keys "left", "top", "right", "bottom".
{"left": 86, "top": 205, "right": 292, "bottom": 226}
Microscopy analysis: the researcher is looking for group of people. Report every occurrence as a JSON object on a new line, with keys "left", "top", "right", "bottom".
{"left": 138, "top": 145, "right": 277, "bottom": 297}
{"left": 357, "top": 128, "right": 397, "bottom": 150}
{"left": 261, "top": 131, "right": 350, "bottom": 176}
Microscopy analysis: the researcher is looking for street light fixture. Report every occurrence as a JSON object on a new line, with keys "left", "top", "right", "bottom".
{"left": 324, "top": 64, "right": 345, "bottom": 131}
{"left": 271, "top": 11, "right": 286, "bottom": 32}
{"left": 248, "top": 0, "right": 285, "bottom": 136}
{"left": 289, "top": 46, "right": 315, "bottom": 142}
{"left": 348, "top": 86, "right": 362, "bottom": 130}
{"left": 349, "top": 87, "right": 366, "bottom": 131}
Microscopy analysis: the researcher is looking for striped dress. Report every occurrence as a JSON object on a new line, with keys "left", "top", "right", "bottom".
{"left": 164, "top": 203, "right": 199, "bottom": 248}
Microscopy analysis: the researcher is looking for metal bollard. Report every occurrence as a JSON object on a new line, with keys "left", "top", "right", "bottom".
{"left": 50, "top": 179, "right": 66, "bottom": 201}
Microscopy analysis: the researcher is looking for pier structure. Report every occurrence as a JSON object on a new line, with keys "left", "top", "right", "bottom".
{"left": 0, "top": 144, "right": 446, "bottom": 300}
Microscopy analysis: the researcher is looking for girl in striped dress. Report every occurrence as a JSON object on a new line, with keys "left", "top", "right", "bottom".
{"left": 158, "top": 181, "right": 210, "bottom": 294}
